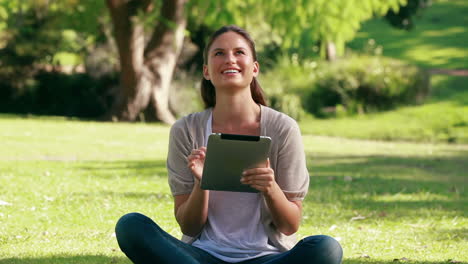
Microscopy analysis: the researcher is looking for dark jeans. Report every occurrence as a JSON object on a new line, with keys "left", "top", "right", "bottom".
{"left": 115, "top": 212, "right": 343, "bottom": 264}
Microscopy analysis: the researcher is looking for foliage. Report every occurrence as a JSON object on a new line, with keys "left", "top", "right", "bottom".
{"left": 259, "top": 55, "right": 313, "bottom": 120}
{"left": 384, "top": 0, "right": 431, "bottom": 30}
{"left": 0, "top": 0, "right": 107, "bottom": 101}
{"left": 186, "top": 0, "right": 408, "bottom": 58}
{"left": 0, "top": 116, "right": 466, "bottom": 263}
{"left": 0, "top": 71, "right": 118, "bottom": 118}
{"left": 261, "top": 54, "right": 430, "bottom": 118}
{"left": 0, "top": 0, "right": 105, "bottom": 63}
{"left": 305, "top": 55, "right": 430, "bottom": 117}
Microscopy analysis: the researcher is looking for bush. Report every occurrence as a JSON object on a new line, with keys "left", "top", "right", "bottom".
{"left": 0, "top": 71, "right": 118, "bottom": 118}
{"left": 259, "top": 55, "right": 313, "bottom": 120}
{"left": 261, "top": 54, "right": 430, "bottom": 118}
{"left": 306, "top": 55, "right": 430, "bottom": 117}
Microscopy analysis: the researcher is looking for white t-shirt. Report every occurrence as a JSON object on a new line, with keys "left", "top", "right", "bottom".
{"left": 191, "top": 113, "right": 280, "bottom": 263}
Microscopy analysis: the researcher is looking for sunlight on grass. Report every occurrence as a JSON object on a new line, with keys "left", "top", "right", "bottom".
{"left": 373, "top": 193, "right": 452, "bottom": 202}
{"left": 421, "top": 26, "right": 466, "bottom": 37}
{"left": 1, "top": 115, "right": 466, "bottom": 263}
{"left": 349, "top": 0, "right": 468, "bottom": 69}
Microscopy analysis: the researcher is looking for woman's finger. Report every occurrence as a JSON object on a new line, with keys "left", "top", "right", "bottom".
{"left": 243, "top": 168, "right": 272, "bottom": 176}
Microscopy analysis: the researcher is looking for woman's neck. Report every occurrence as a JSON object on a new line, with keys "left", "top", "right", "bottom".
{"left": 212, "top": 91, "right": 261, "bottom": 135}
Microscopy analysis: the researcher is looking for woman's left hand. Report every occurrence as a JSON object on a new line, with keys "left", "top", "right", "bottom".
{"left": 241, "top": 159, "right": 281, "bottom": 195}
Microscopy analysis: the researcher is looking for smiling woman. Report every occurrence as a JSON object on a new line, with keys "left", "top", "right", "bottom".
{"left": 114, "top": 25, "right": 342, "bottom": 264}
{"left": 200, "top": 26, "right": 266, "bottom": 109}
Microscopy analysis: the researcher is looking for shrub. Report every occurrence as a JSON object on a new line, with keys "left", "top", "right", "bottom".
{"left": 0, "top": 71, "right": 118, "bottom": 118}
{"left": 260, "top": 54, "right": 430, "bottom": 118}
{"left": 305, "top": 55, "right": 430, "bottom": 117}
{"left": 259, "top": 55, "right": 313, "bottom": 120}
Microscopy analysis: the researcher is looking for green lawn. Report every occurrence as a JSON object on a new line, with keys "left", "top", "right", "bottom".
{"left": 348, "top": 0, "right": 468, "bottom": 69}
{"left": 0, "top": 116, "right": 466, "bottom": 263}
{"left": 300, "top": 75, "right": 468, "bottom": 144}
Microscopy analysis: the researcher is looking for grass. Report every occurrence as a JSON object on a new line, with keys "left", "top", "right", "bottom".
{"left": 0, "top": 116, "right": 467, "bottom": 263}
{"left": 348, "top": 0, "right": 468, "bottom": 69}
{"left": 300, "top": 75, "right": 468, "bottom": 144}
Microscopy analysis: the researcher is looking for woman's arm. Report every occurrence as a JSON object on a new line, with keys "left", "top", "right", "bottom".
{"left": 241, "top": 160, "right": 302, "bottom": 235}
{"left": 173, "top": 147, "right": 209, "bottom": 237}
{"left": 174, "top": 180, "right": 209, "bottom": 237}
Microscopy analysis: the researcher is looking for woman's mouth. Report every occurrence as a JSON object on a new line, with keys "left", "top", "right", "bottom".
{"left": 222, "top": 69, "right": 241, "bottom": 75}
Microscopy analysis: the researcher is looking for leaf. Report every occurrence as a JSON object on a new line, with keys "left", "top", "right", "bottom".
{"left": 0, "top": 200, "right": 12, "bottom": 206}
{"left": 350, "top": 215, "right": 366, "bottom": 221}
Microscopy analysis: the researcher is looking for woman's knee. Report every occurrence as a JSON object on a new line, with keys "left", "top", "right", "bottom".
{"left": 115, "top": 212, "right": 153, "bottom": 243}
{"left": 302, "top": 235, "right": 343, "bottom": 264}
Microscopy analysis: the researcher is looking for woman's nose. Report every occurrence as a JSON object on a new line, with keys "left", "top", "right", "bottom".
{"left": 224, "top": 52, "right": 236, "bottom": 64}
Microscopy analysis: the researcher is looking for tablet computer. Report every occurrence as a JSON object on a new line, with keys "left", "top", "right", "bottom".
{"left": 201, "top": 133, "right": 271, "bottom": 193}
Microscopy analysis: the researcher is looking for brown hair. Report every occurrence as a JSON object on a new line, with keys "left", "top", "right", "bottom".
{"left": 200, "top": 25, "right": 267, "bottom": 108}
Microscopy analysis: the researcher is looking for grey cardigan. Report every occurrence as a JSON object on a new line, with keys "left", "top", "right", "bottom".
{"left": 167, "top": 105, "right": 309, "bottom": 251}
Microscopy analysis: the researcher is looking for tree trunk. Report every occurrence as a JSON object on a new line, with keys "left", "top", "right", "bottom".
{"left": 325, "top": 41, "right": 337, "bottom": 61}
{"left": 106, "top": 0, "right": 186, "bottom": 124}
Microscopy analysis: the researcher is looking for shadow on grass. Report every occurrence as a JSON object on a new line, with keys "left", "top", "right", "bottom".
{"left": 308, "top": 151, "right": 468, "bottom": 182}
{"left": 305, "top": 151, "right": 467, "bottom": 220}
{"left": 0, "top": 255, "right": 130, "bottom": 264}
{"left": 70, "top": 191, "right": 172, "bottom": 200}
{"left": 1, "top": 256, "right": 463, "bottom": 264}
{"left": 428, "top": 75, "right": 468, "bottom": 105}
{"left": 76, "top": 159, "right": 168, "bottom": 178}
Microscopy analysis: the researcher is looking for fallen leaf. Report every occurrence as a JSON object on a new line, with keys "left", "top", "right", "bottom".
{"left": 329, "top": 225, "right": 337, "bottom": 231}
{"left": 350, "top": 215, "right": 366, "bottom": 221}
{"left": 360, "top": 254, "right": 370, "bottom": 258}
{"left": 44, "top": 196, "right": 54, "bottom": 202}
{"left": 0, "top": 200, "right": 12, "bottom": 206}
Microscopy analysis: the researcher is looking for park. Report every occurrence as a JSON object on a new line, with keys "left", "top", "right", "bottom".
{"left": 0, "top": 0, "right": 466, "bottom": 263}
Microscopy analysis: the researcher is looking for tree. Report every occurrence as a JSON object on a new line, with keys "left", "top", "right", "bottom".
{"left": 187, "top": 0, "right": 408, "bottom": 60}
{"left": 105, "top": 0, "right": 186, "bottom": 123}
{"left": 385, "top": 0, "right": 431, "bottom": 30}
{"left": 1, "top": 0, "right": 417, "bottom": 123}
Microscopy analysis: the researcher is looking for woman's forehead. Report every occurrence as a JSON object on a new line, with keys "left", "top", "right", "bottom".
{"left": 209, "top": 32, "right": 251, "bottom": 51}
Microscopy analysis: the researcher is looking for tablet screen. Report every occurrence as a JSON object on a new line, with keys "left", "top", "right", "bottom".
{"left": 201, "top": 133, "right": 271, "bottom": 193}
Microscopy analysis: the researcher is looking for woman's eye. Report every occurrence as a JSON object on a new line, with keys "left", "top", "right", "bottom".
{"left": 214, "top": 51, "right": 223, "bottom": 56}
{"left": 236, "top": 50, "right": 245, "bottom": 55}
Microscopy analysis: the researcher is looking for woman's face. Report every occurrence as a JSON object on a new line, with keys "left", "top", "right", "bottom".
{"left": 203, "top": 32, "right": 259, "bottom": 92}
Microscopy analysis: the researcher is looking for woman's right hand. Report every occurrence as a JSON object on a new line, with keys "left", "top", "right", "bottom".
{"left": 187, "top": 147, "right": 207, "bottom": 181}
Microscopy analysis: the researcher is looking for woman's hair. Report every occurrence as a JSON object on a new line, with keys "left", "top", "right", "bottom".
{"left": 200, "top": 25, "right": 267, "bottom": 108}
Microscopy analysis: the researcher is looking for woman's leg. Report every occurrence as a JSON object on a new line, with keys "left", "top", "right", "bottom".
{"left": 241, "top": 235, "right": 343, "bottom": 264}
{"left": 115, "top": 212, "right": 222, "bottom": 264}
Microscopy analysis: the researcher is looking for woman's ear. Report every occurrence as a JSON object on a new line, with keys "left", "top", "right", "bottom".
{"left": 253, "top": 61, "right": 259, "bottom": 77}
{"left": 203, "top": 65, "right": 210, "bottom": 80}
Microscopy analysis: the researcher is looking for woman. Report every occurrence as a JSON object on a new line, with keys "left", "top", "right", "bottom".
{"left": 115, "top": 25, "right": 343, "bottom": 264}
